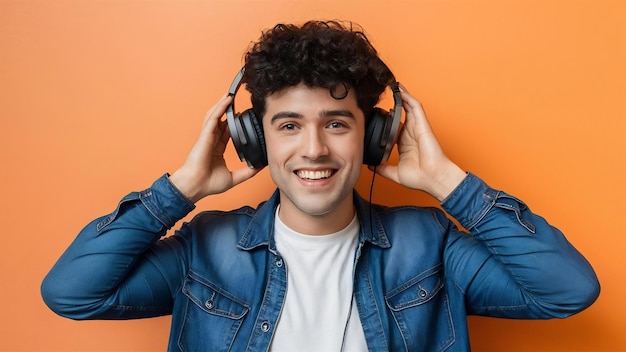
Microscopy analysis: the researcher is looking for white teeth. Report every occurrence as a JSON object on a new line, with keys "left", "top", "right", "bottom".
{"left": 296, "top": 170, "right": 332, "bottom": 180}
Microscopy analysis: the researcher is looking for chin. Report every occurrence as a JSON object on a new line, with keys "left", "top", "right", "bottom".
{"left": 295, "top": 190, "right": 353, "bottom": 216}
{"left": 294, "top": 200, "right": 336, "bottom": 217}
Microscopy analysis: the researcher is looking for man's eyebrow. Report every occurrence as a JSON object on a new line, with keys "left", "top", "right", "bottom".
{"left": 270, "top": 111, "right": 303, "bottom": 124}
{"left": 320, "top": 110, "right": 355, "bottom": 119}
{"left": 270, "top": 110, "right": 355, "bottom": 124}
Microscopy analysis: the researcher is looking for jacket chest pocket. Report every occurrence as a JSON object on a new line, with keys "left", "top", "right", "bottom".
{"left": 385, "top": 264, "right": 455, "bottom": 352}
{"left": 178, "top": 271, "right": 249, "bottom": 352}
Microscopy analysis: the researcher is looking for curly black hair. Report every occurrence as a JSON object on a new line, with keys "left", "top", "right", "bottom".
{"left": 242, "top": 20, "right": 395, "bottom": 120}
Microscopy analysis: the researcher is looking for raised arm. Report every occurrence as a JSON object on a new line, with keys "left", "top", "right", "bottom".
{"left": 41, "top": 94, "right": 261, "bottom": 319}
{"left": 169, "top": 94, "right": 262, "bottom": 202}
{"left": 371, "top": 84, "right": 466, "bottom": 201}
{"left": 374, "top": 86, "right": 599, "bottom": 317}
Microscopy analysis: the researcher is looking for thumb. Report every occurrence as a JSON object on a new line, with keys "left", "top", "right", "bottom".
{"left": 368, "top": 164, "right": 399, "bottom": 184}
{"left": 231, "top": 166, "right": 264, "bottom": 187}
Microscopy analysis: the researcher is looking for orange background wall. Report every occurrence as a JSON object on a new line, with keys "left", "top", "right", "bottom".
{"left": 1, "top": 1, "right": 624, "bottom": 351}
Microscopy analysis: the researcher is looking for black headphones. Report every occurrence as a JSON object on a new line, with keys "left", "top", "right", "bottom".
{"left": 226, "top": 67, "right": 402, "bottom": 168}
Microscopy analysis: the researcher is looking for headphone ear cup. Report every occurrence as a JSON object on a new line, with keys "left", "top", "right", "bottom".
{"left": 225, "top": 68, "right": 268, "bottom": 168}
{"left": 247, "top": 109, "right": 267, "bottom": 167}
{"left": 363, "top": 108, "right": 389, "bottom": 166}
{"left": 235, "top": 109, "right": 267, "bottom": 168}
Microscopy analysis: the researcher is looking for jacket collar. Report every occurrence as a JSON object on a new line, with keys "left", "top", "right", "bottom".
{"left": 237, "top": 189, "right": 391, "bottom": 251}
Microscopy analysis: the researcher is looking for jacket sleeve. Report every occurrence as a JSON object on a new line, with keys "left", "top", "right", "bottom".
{"left": 441, "top": 173, "right": 600, "bottom": 319}
{"left": 41, "top": 174, "right": 196, "bottom": 320}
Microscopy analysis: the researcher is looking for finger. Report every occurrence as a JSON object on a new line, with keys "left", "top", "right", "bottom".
{"left": 399, "top": 90, "right": 425, "bottom": 117}
{"left": 196, "top": 95, "right": 233, "bottom": 147}
{"left": 202, "top": 94, "right": 233, "bottom": 127}
{"left": 218, "top": 118, "right": 231, "bottom": 145}
{"left": 399, "top": 90, "right": 435, "bottom": 138}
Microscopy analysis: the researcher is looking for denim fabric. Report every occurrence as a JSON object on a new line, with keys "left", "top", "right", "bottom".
{"left": 42, "top": 173, "right": 600, "bottom": 351}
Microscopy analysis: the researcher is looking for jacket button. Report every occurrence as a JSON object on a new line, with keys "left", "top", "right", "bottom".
{"left": 276, "top": 259, "right": 283, "bottom": 267}
{"left": 205, "top": 300, "right": 214, "bottom": 310}
{"left": 261, "top": 321, "right": 271, "bottom": 332}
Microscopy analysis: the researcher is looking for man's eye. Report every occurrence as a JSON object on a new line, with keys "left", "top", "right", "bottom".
{"left": 281, "top": 123, "right": 296, "bottom": 130}
{"left": 328, "top": 121, "right": 346, "bottom": 129}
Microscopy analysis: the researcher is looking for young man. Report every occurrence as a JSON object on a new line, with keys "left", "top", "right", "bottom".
{"left": 42, "top": 21, "right": 599, "bottom": 351}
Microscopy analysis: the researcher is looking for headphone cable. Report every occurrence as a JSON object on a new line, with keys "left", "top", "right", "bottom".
{"left": 368, "top": 166, "right": 377, "bottom": 239}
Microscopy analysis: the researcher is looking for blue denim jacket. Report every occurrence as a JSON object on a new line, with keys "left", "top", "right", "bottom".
{"left": 42, "top": 173, "right": 599, "bottom": 351}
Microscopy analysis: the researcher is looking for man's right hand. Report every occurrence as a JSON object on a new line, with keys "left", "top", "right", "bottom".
{"left": 169, "top": 94, "right": 263, "bottom": 203}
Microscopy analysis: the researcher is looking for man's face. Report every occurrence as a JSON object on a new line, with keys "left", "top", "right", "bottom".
{"left": 262, "top": 84, "right": 365, "bottom": 234}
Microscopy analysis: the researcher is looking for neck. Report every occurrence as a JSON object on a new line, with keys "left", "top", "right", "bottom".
{"left": 277, "top": 197, "right": 355, "bottom": 236}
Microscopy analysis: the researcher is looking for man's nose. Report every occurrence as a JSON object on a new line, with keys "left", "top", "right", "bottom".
{"left": 301, "top": 129, "right": 329, "bottom": 160}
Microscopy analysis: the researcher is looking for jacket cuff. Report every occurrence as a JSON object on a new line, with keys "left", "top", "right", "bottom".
{"left": 440, "top": 173, "right": 500, "bottom": 231}
{"left": 138, "top": 174, "right": 196, "bottom": 229}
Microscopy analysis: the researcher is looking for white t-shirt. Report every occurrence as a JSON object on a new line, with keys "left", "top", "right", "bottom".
{"left": 270, "top": 208, "right": 368, "bottom": 351}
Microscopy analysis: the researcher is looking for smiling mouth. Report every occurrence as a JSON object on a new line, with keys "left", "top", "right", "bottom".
{"left": 295, "top": 169, "right": 335, "bottom": 180}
